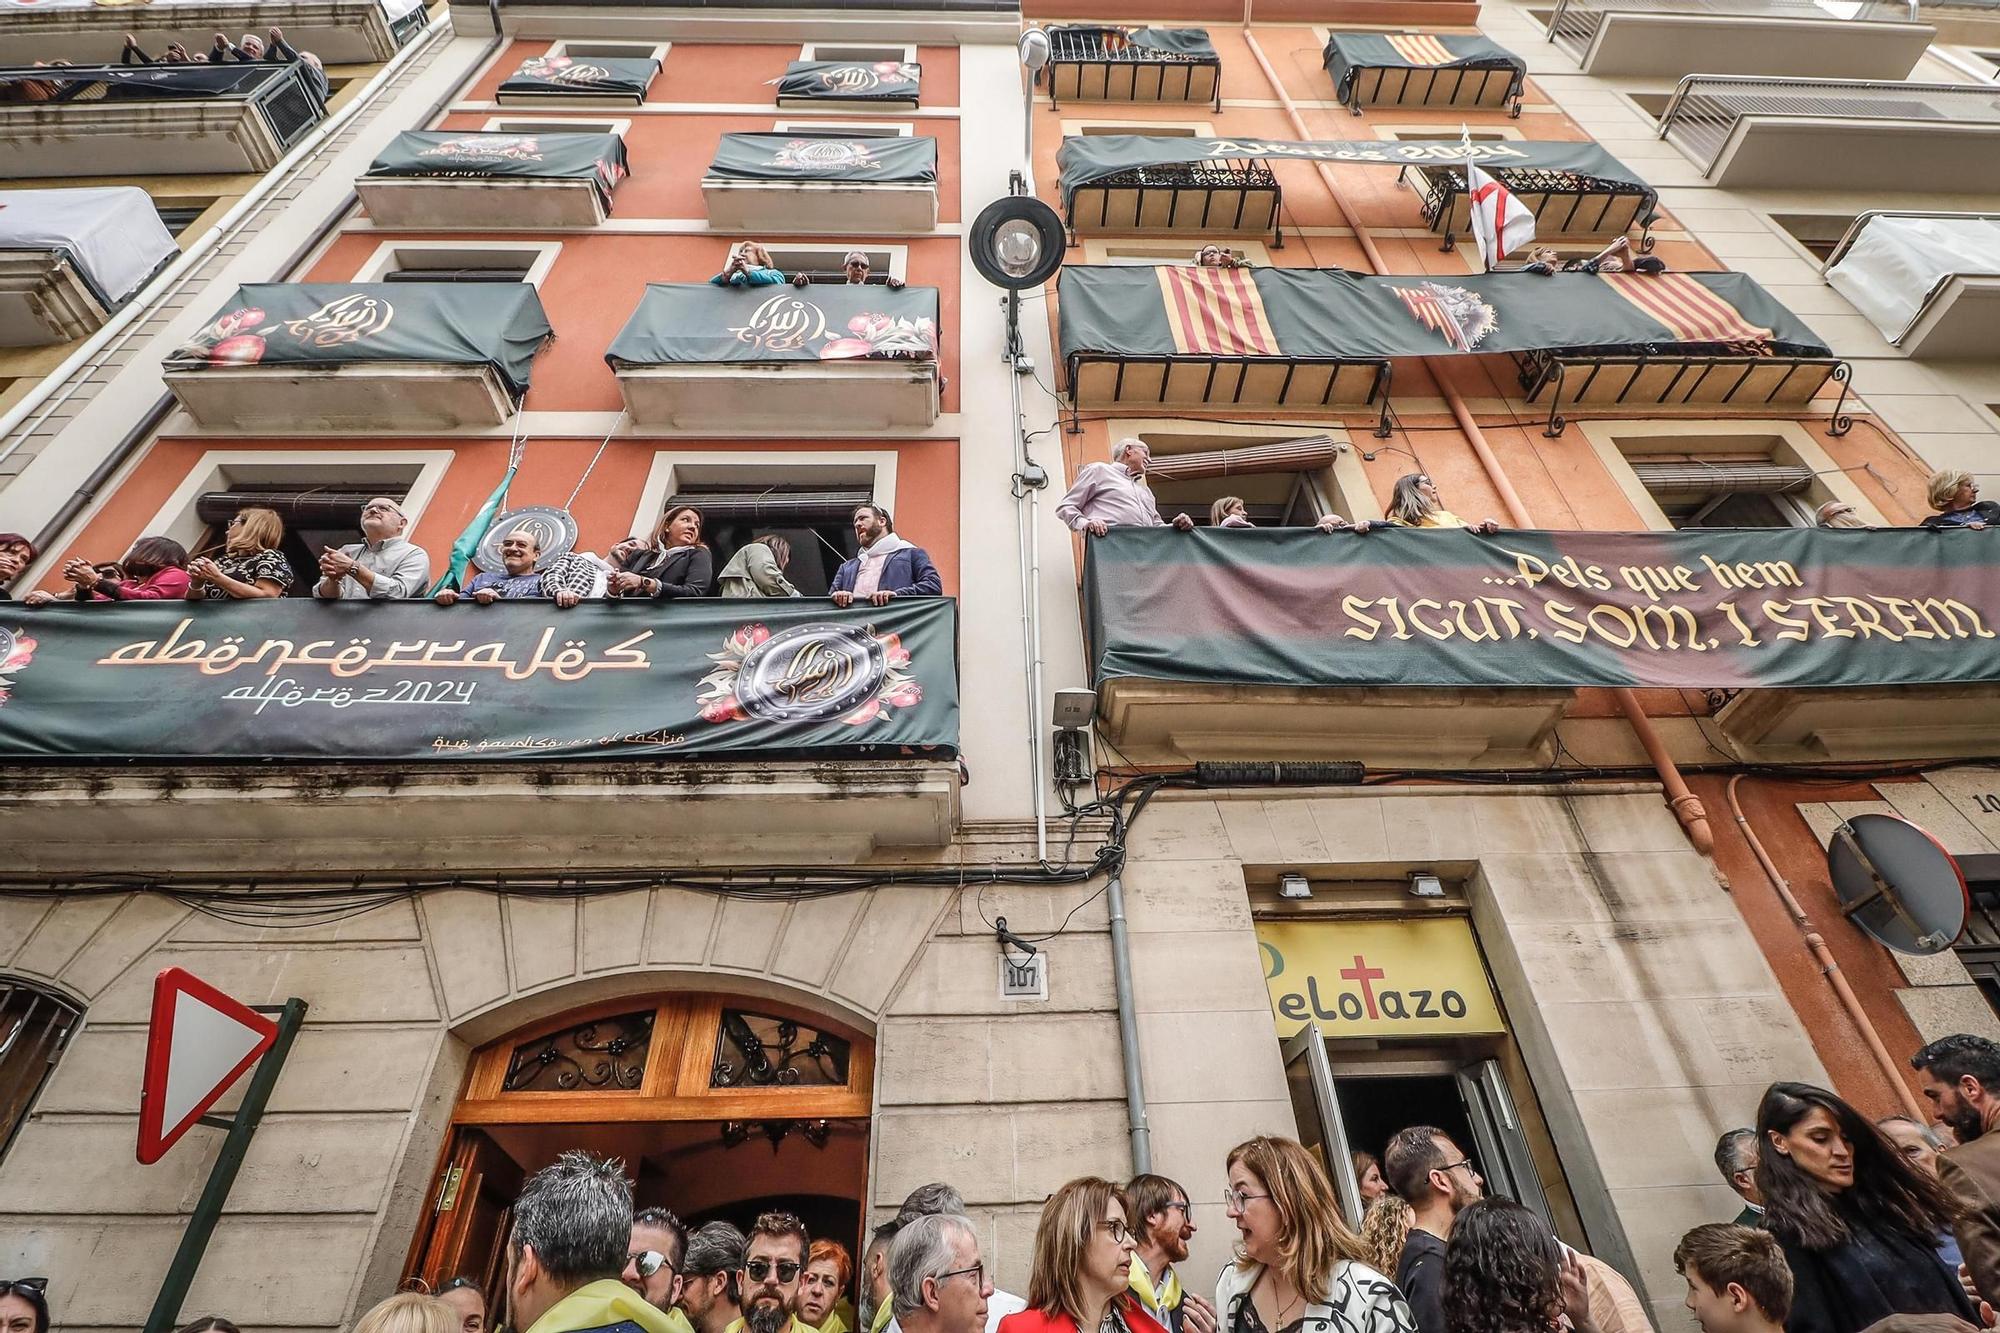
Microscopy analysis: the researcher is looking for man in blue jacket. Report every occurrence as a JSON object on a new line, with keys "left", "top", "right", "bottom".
{"left": 830, "top": 504, "right": 941, "bottom": 607}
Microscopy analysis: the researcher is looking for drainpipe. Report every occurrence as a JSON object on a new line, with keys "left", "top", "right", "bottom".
{"left": 1725, "top": 775, "right": 1928, "bottom": 1122}
{"left": 1106, "top": 868, "right": 1151, "bottom": 1172}
{"left": 1240, "top": 28, "right": 1714, "bottom": 856}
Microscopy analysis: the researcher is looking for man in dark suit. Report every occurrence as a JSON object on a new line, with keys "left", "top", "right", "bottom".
{"left": 1715, "top": 1127, "right": 1763, "bottom": 1227}
{"left": 830, "top": 504, "right": 940, "bottom": 607}
{"left": 1915, "top": 1035, "right": 2000, "bottom": 1304}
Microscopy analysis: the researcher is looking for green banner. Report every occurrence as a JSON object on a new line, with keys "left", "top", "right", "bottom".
{"left": 1056, "top": 265, "right": 1830, "bottom": 361}
{"left": 706, "top": 132, "right": 938, "bottom": 184}
{"left": 166, "top": 283, "right": 553, "bottom": 399}
{"left": 0, "top": 599, "right": 958, "bottom": 762}
{"left": 498, "top": 54, "right": 658, "bottom": 98}
{"left": 1322, "top": 32, "right": 1525, "bottom": 97}
{"left": 1085, "top": 527, "right": 2000, "bottom": 690}
{"left": 609, "top": 282, "right": 939, "bottom": 366}
{"left": 775, "top": 60, "right": 922, "bottom": 103}
{"left": 367, "top": 131, "right": 629, "bottom": 208}
{"left": 1056, "top": 134, "right": 1652, "bottom": 210}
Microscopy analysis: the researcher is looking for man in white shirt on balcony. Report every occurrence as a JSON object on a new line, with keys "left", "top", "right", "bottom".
{"left": 314, "top": 496, "right": 431, "bottom": 600}
{"left": 1056, "top": 439, "right": 1194, "bottom": 536}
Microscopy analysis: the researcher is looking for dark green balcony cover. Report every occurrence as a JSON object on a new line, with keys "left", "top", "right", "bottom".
{"left": 774, "top": 59, "right": 922, "bottom": 103}
{"left": 366, "top": 130, "right": 629, "bottom": 209}
{"left": 497, "top": 53, "right": 658, "bottom": 99}
{"left": 706, "top": 132, "right": 938, "bottom": 184}
{"left": 608, "top": 282, "right": 939, "bottom": 365}
{"left": 1048, "top": 25, "right": 1218, "bottom": 59}
{"left": 1322, "top": 32, "right": 1526, "bottom": 99}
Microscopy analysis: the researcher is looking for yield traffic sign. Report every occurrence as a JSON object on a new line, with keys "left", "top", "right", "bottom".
{"left": 136, "top": 967, "right": 279, "bottom": 1165}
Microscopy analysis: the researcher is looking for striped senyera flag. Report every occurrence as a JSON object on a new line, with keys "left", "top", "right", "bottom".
{"left": 1599, "top": 273, "right": 1774, "bottom": 352}
{"left": 1156, "top": 266, "right": 1280, "bottom": 356}
{"left": 1386, "top": 34, "right": 1458, "bottom": 66}
{"left": 1391, "top": 282, "right": 1470, "bottom": 351}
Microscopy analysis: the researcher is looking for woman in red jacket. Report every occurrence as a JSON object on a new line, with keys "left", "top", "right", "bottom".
{"left": 999, "top": 1178, "right": 1168, "bottom": 1333}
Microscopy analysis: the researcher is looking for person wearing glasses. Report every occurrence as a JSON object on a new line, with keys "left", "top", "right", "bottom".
{"left": 682, "top": 1223, "right": 748, "bottom": 1333}
{"left": 889, "top": 1214, "right": 993, "bottom": 1333}
{"left": 435, "top": 1278, "right": 486, "bottom": 1333}
{"left": 733, "top": 1212, "right": 813, "bottom": 1333}
{"left": 314, "top": 496, "right": 430, "bottom": 600}
{"left": 1216, "top": 1136, "right": 1414, "bottom": 1333}
{"left": 626, "top": 1207, "right": 695, "bottom": 1333}
{"left": 0, "top": 1278, "right": 49, "bottom": 1333}
{"left": 1383, "top": 474, "right": 1500, "bottom": 535}
{"left": 999, "top": 1176, "right": 1165, "bottom": 1333}
{"left": 1124, "top": 1174, "right": 1217, "bottom": 1333}
{"left": 187, "top": 506, "right": 293, "bottom": 600}
{"left": 1382, "top": 1126, "right": 1482, "bottom": 1333}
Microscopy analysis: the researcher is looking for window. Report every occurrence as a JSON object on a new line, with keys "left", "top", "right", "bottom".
{"left": 760, "top": 244, "right": 907, "bottom": 284}
{"left": 481, "top": 116, "right": 633, "bottom": 138}
{"left": 153, "top": 199, "right": 217, "bottom": 237}
{"left": 1632, "top": 459, "right": 1819, "bottom": 529}
{"left": 0, "top": 979, "right": 82, "bottom": 1161}
{"left": 800, "top": 43, "right": 917, "bottom": 64}
{"left": 1382, "top": 127, "right": 1523, "bottom": 143}
{"left": 546, "top": 41, "right": 669, "bottom": 63}
{"left": 1771, "top": 213, "right": 1857, "bottom": 264}
{"left": 1126, "top": 426, "right": 1359, "bottom": 526}
{"left": 1066, "top": 118, "right": 1214, "bottom": 137}
{"left": 1580, "top": 422, "right": 1884, "bottom": 532}
{"left": 353, "top": 242, "right": 562, "bottom": 288}
{"left": 667, "top": 483, "right": 874, "bottom": 596}
{"left": 194, "top": 480, "right": 420, "bottom": 592}
{"left": 771, "top": 120, "right": 914, "bottom": 138}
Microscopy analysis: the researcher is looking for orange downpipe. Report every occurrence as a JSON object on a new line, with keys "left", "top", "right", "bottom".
{"left": 1726, "top": 776, "right": 1927, "bottom": 1121}
{"left": 1241, "top": 28, "right": 1714, "bottom": 855}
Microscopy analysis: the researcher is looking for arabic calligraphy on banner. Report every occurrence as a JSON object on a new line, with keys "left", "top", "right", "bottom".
{"left": 0, "top": 599, "right": 959, "bottom": 762}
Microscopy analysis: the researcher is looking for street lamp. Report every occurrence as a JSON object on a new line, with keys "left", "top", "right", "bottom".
{"left": 1019, "top": 28, "right": 1049, "bottom": 164}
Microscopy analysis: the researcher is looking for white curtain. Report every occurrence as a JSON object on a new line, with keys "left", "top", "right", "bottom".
{"left": 1826, "top": 214, "right": 2000, "bottom": 343}
{"left": 0, "top": 187, "right": 177, "bottom": 307}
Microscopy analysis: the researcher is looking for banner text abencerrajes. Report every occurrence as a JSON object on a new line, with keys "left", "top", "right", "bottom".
{"left": 1335, "top": 548, "right": 1997, "bottom": 651}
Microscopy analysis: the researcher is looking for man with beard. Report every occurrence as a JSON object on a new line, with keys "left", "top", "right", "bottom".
{"left": 1912, "top": 1034, "right": 2000, "bottom": 1303}
{"left": 625, "top": 1207, "right": 695, "bottom": 1333}
{"left": 501, "top": 1151, "right": 677, "bottom": 1333}
{"left": 1383, "top": 1126, "right": 1483, "bottom": 1333}
{"left": 732, "top": 1212, "right": 813, "bottom": 1333}
{"left": 1121, "top": 1175, "right": 1216, "bottom": 1333}
{"left": 858, "top": 1220, "right": 900, "bottom": 1333}
{"left": 681, "top": 1223, "right": 748, "bottom": 1333}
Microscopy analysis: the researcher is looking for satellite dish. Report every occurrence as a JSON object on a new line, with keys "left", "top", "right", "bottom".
{"left": 476, "top": 506, "right": 579, "bottom": 574}
{"left": 1826, "top": 813, "right": 1969, "bottom": 956}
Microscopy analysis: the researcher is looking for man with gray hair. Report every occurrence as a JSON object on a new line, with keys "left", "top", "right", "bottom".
{"left": 858, "top": 1219, "right": 901, "bottom": 1333}
{"left": 679, "top": 1222, "right": 746, "bottom": 1333}
{"left": 1714, "top": 1128, "right": 1761, "bottom": 1226}
{"left": 889, "top": 1215, "right": 992, "bottom": 1333}
{"left": 1055, "top": 440, "right": 1195, "bottom": 537}
{"left": 875, "top": 1185, "right": 1024, "bottom": 1333}
{"left": 503, "top": 1150, "right": 677, "bottom": 1333}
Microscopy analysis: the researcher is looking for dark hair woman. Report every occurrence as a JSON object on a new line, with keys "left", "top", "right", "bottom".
{"left": 22, "top": 536, "right": 189, "bottom": 604}
{"left": 1442, "top": 1200, "right": 1595, "bottom": 1333}
{"left": 0, "top": 1278, "right": 50, "bottom": 1333}
{"left": 1756, "top": 1080, "right": 1975, "bottom": 1333}
{"left": 609, "top": 505, "right": 714, "bottom": 599}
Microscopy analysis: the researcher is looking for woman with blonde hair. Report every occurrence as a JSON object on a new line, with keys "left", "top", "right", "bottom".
{"left": 1384, "top": 474, "right": 1499, "bottom": 535}
{"left": 1000, "top": 1177, "right": 1167, "bottom": 1333}
{"left": 1211, "top": 497, "right": 1254, "bottom": 529}
{"left": 1218, "top": 1136, "right": 1414, "bottom": 1333}
{"left": 352, "top": 1293, "right": 459, "bottom": 1333}
{"left": 1920, "top": 468, "right": 2000, "bottom": 530}
{"left": 188, "top": 505, "right": 293, "bottom": 599}
{"left": 1358, "top": 1195, "right": 1415, "bottom": 1285}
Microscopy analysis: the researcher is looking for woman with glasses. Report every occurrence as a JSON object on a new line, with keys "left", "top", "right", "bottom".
{"left": 187, "top": 506, "right": 293, "bottom": 600}
{"left": 1383, "top": 475, "right": 1500, "bottom": 535}
{"left": 1000, "top": 1176, "right": 1166, "bottom": 1333}
{"left": 1217, "top": 1136, "right": 1414, "bottom": 1333}
{"left": 1756, "top": 1081, "right": 1975, "bottom": 1333}
{"left": 0, "top": 1278, "right": 49, "bottom": 1333}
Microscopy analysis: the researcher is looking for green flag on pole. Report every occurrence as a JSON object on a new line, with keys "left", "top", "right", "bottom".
{"left": 429, "top": 439, "right": 523, "bottom": 595}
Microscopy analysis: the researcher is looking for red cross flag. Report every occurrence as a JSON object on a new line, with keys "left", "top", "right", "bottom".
{"left": 1467, "top": 161, "right": 1535, "bottom": 271}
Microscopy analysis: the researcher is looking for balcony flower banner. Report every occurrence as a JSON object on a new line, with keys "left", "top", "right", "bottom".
{"left": 0, "top": 599, "right": 959, "bottom": 762}
{"left": 367, "top": 131, "right": 629, "bottom": 210}
{"left": 1084, "top": 527, "right": 2000, "bottom": 690}
{"left": 773, "top": 60, "right": 922, "bottom": 103}
{"left": 497, "top": 54, "right": 659, "bottom": 99}
{"left": 706, "top": 132, "right": 938, "bottom": 185}
{"left": 608, "top": 282, "right": 939, "bottom": 365}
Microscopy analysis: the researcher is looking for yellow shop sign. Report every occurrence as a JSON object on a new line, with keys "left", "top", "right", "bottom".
{"left": 1257, "top": 917, "right": 1506, "bottom": 1039}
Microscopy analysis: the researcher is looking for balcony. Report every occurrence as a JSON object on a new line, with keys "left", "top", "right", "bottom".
{"left": 702, "top": 133, "right": 938, "bottom": 236}
{"left": 1043, "top": 26, "right": 1221, "bottom": 110}
{"left": 1825, "top": 212, "right": 2000, "bottom": 359}
{"left": 607, "top": 282, "right": 941, "bottom": 432}
{"left": 0, "top": 187, "right": 178, "bottom": 347}
{"left": 496, "top": 53, "right": 659, "bottom": 106}
{"left": 1658, "top": 75, "right": 2000, "bottom": 190}
{"left": 1545, "top": 0, "right": 1933, "bottom": 80}
{"left": 162, "top": 282, "right": 553, "bottom": 431}
{"left": 357, "top": 130, "right": 630, "bottom": 228}
{"left": 0, "top": 0, "right": 424, "bottom": 67}
{"left": 0, "top": 61, "right": 325, "bottom": 180}
{"left": 1057, "top": 265, "right": 1838, "bottom": 438}
{"left": 1717, "top": 684, "right": 2000, "bottom": 762}
{"left": 0, "top": 598, "right": 962, "bottom": 865}
{"left": 1059, "top": 137, "right": 1280, "bottom": 243}
{"left": 1916, "top": 0, "right": 2000, "bottom": 46}
{"left": 1323, "top": 33, "right": 1526, "bottom": 117}
{"left": 1400, "top": 150, "right": 1657, "bottom": 251}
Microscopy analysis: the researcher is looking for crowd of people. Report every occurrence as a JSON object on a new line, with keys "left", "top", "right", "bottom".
{"left": 16, "top": 1045, "right": 2000, "bottom": 1333}
{"left": 711, "top": 242, "right": 906, "bottom": 290}
{"left": 2, "top": 28, "right": 327, "bottom": 104}
{"left": 0, "top": 498, "right": 941, "bottom": 607}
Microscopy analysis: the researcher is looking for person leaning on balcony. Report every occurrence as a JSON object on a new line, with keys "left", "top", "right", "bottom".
{"left": 712, "top": 243, "right": 791, "bottom": 288}
{"left": 718, "top": 534, "right": 801, "bottom": 598}
{"left": 1384, "top": 474, "right": 1499, "bottom": 535}
{"left": 1920, "top": 470, "right": 2000, "bottom": 530}
{"left": 831, "top": 504, "right": 940, "bottom": 608}
{"left": 1194, "top": 245, "right": 1249, "bottom": 270}
{"left": 186, "top": 506, "right": 293, "bottom": 600}
{"left": 1056, "top": 440, "right": 1195, "bottom": 535}
{"left": 0, "top": 532, "right": 37, "bottom": 601}
{"left": 437, "top": 528, "right": 594, "bottom": 608}
{"left": 795, "top": 252, "right": 906, "bottom": 291}
{"left": 1207, "top": 497, "right": 1370, "bottom": 535}
{"left": 1816, "top": 502, "right": 1868, "bottom": 530}
{"left": 23, "top": 537, "right": 189, "bottom": 604}
{"left": 314, "top": 496, "right": 430, "bottom": 600}
{"left": 610, "top": 505, "right": 714, "bottom": 599}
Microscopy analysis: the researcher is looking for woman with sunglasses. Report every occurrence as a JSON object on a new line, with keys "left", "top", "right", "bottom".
{"left": 1383, "top": 474, "right": 1500, "bottom": 535}
{"left": 0, "top": 1278, "right": 49, "bottom": 1333}
{"left": 1000, "top": 1177, "right": 1166, "bottom": 1333}
{"left": 187, "top": 506, "right": 293, "bottom": 600}
{"left": 1218, "top": 1136, "right": 1414, "bottom": 1333}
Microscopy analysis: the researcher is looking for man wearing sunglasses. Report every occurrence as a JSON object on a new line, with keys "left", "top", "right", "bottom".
{"left": 1123, "top": 1175, "right": 1217, "bottom": 1333}
{"left": 731, "top": 1212, "right": 813, "bottom": 1333}
{"left": 626, "top": 1206, "right": 695, "bottom": 1333}
{"left": 502, "top": 1151, "right": 677, "bottom": 1333}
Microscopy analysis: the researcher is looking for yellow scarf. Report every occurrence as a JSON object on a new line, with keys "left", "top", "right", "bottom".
{"left": 869, "top": 1301, "right": 894, "bottom": 1333}
{"left": 1129, "top": 1263, "right": 1183, "bottom": 1320}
